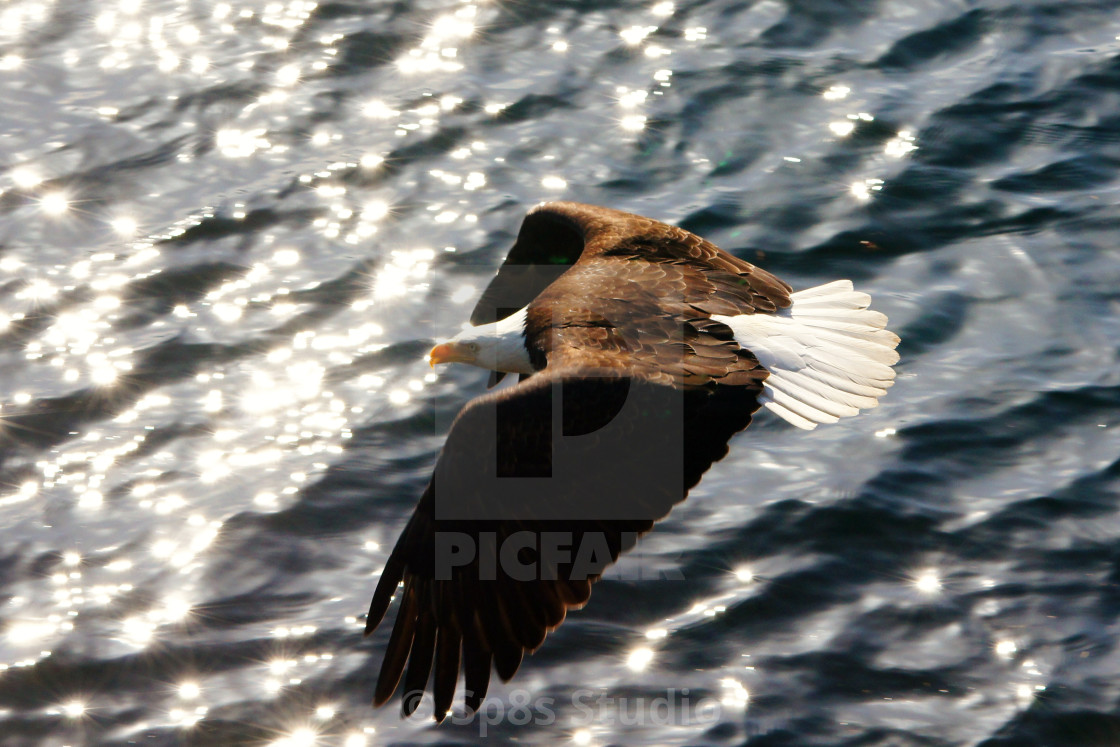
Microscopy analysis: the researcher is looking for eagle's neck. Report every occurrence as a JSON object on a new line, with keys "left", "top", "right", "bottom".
{"left": 480, "top": 307, "right": 534, "bottom": 374}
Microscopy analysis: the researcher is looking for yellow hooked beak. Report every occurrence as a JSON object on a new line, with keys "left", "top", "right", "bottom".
{"left": 429, "top": 342, "right": 472, "bottom": 367}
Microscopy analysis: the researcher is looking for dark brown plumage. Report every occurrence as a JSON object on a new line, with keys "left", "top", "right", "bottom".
{"left": 364, "top": 202, "right": 899, "bottom": 720}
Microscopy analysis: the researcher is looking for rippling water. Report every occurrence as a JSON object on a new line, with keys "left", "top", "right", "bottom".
{"left": 2, "top": 1, "right": 1119, "bottom": 745}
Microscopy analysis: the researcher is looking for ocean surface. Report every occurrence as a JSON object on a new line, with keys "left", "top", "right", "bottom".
{"left": 1, "top": 0, "right": 1119, "bottom": 745}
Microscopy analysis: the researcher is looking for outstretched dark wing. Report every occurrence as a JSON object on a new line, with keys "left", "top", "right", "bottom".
{"left": 469, "top": 205, "right": 590, "bottom": 326}
{"left": 471, "top": 202, "right": 792, "bottom": 327}
{"left": 365, "top": 369, "right": 763, "bottom": 720}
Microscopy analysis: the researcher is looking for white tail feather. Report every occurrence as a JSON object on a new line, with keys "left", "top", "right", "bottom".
{"left": 713, "top": 280, "right": 900, "bottom": 430}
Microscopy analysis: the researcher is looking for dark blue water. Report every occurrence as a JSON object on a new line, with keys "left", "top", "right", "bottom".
{"left": 1, "top": 1, "right": 1119, "bottom": 745}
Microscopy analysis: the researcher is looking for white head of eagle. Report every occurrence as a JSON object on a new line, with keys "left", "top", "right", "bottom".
{"left": 429, "top": 306, "right": 533, "bottom": 375}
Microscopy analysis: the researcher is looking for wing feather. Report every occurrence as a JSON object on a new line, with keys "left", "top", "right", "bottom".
{"left": 373, "top": 578, "right": 419, "bottom": 707}
{"left": 432, "top": 616, "right": 461, "bottom": 722}
{"left": 400, "top": 581, "right": 436, "bottom": 716}
{"left": 462, "top": 628, "right": 492, "bottom": 714}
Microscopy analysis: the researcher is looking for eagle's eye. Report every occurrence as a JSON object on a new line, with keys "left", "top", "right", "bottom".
{"left": 467, "top": 342, "right": 480, "bottom": 353}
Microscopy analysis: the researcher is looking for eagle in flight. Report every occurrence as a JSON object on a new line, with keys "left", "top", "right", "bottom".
{"left": 365, "top": 202, "right": 899, "bottom": 720}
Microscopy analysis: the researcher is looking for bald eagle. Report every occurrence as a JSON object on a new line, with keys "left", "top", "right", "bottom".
{"left": 365, "top": 202, "right": 899, "bottom": 720}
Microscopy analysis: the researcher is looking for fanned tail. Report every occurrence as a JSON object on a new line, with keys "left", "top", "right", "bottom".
{"left": 713, "top": 280, "right": 900, "bottom": 429}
